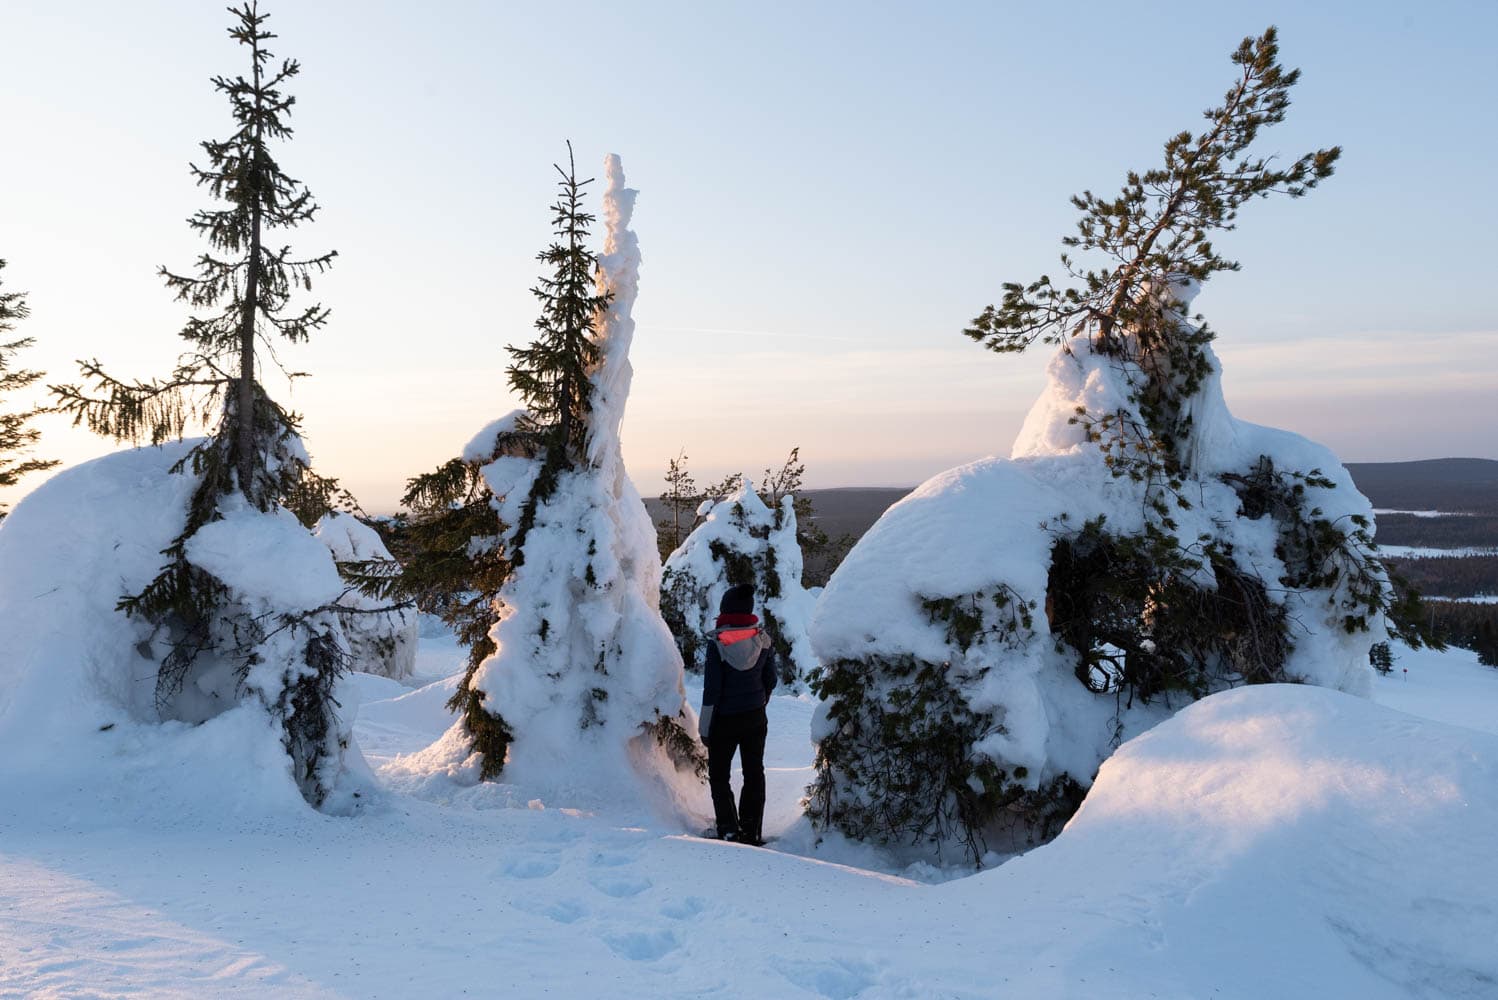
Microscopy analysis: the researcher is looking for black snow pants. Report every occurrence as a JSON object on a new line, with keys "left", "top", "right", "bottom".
{"left": 707, "top": 706, "right": 768, "bottom": 839}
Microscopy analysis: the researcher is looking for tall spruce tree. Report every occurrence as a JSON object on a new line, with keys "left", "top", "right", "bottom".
{"left": 0, "top": 261, "right": 58, "bottom": 518}
{"left": 402, "top": 151, "right": 699, "bottom": 793}
{"left": 49, "top": 3, "right": 353, "bottom": 806}
{"left": 445, "top": 144, "right": 616, "bottom": 770}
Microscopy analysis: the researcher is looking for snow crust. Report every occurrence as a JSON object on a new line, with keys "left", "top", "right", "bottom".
{"left": 813, "top": 298, "right": 1383, "bottom": 820}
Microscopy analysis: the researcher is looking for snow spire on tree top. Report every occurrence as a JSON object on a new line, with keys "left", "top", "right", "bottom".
{"left": 401, "top": 152, "right": 702, "bottom": 814}
{"left": 586, "top": 153, "right": 639, "bottom": 473}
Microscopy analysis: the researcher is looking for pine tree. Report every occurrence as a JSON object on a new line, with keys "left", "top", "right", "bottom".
{"left": 756, "top": 446, "right": 853, "bottom": 586}
{"left": 48, "top": 3, "right": 353, "bottom": 806}
{"left": 0, "top": 261, "right": 58, "bottom": 519}
{"left": 965, "top": 25, "right": 1338, "bottom": 478}
{"left": 660, "top": 476, "right": 821, "bottom": 687}
{"left": 809, "top": 27, "right": 1390, "bottom": 862}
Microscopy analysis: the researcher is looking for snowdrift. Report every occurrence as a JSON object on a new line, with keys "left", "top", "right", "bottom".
{"left": 0, "top": 442, "right": 367, "bottom": 814}
{"left": 935, "top": 683, "right": 1498, "bottom": 998}
{"left": 3, "top": 649, "right": 1493, "bottom": 998}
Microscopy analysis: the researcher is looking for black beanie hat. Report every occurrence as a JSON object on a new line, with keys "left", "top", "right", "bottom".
{"left": 719, "top": 584, "right": 755, "bottom": 616}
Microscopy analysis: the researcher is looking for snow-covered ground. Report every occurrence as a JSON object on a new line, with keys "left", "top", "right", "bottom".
{"left": 2, "top": 632, "right": 1495, "bottom": 998}
{"left": 1376, "top": 544, "right": 1498, "bottom": 559}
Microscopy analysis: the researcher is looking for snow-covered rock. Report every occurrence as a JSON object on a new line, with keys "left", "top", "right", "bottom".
{"left": 315, "top": 512, "right": 418, "bottom": 681}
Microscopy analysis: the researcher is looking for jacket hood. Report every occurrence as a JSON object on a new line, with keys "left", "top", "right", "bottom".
{"left": 709, "top": 625, "right": 770, "bottom": 672}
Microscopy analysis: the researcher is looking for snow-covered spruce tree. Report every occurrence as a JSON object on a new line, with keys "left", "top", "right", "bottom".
{"left": 0, "top": 261, "right": 58, "bottom": 519}
{"left": 347, "top": 459, "right": 510, "bottom": 689}
{"left": 660, "top": 478, "right": 818, "bottom": 687}
{"left": 315, "top": 512, "right": 418, "bottom": 681}
{"left": 809, "top": 27, "right": 1404, "bottom": 863}
{"left": 415, "top": 150, "right": 701, "bottom": 800}
{"left": 49, "top": 3, "right": 359, "bottom": 806}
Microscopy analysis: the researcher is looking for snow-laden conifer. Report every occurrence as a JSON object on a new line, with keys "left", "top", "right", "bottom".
{"left": 661, "top": 478, "right": 818, "bottom": 688}
{"left": 315, "top": 513, "right": 418, "bottom": 682}
{"left": 808, "top": 28, "right": 1413, "bottom": 862}
{"left": 44, "top": 3, "right": 363, "bottom": 806}
{"left": 407, "top": 152, "right": 701, "bottom": 807}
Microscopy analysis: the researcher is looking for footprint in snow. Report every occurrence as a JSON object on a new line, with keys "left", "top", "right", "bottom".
{"left": 659, "top": 896, "right": 707, "bottom": 920}
{"left": 500, "top": 855, "right": 561, "bottom": 879}
{"left": 588, "top": 850, "right": 634, "bottom": 868}
{"left": 587, "top": 871, "right": 652, "bottom": 899}
{"left": 511, "top": 896, "right": 587, "bottom": 925}
{"left": 602, "top": 927, "right": 679, "bottom": 962}
{"left": 779, "top": 957, "right": 878, "bottom": 1000}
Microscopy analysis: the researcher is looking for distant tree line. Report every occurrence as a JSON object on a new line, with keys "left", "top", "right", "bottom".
{"left": 1384, "top": 555, "right": 1498, "bottom": 600}
{"left": 1375, "top": 514, "right": 1498, "bottom": 550}
{"left": 1420, "top": 601, "right": 1498, "bottom": 667}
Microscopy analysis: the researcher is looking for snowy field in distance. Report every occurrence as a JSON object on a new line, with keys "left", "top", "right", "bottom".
{"left": 1375, "top": 544, "right": 1498, "bottom": 559}
{"left": 1, "top": 633, "right": 1496, "bottom": 998}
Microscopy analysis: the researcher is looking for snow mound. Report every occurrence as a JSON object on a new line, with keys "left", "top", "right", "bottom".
{"left": 0, "top": 442, "right": 199, "bottom": 740}
{"left": 661, "top": 479, "right": 819, "bottom": 687}
{"left": 189, "top": 502, "right": 343, "bottom": 608}
{"left": 947, "top": 684, "right": 1498, "bottom": 997}
{"left": 0, "top": 444, "right": 367, "bottom": 813}
{"left": 315, "top": 512, "right": 419, "bottom": 681}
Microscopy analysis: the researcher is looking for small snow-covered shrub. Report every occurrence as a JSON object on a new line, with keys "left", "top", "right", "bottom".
{"left": 660, "top": 480, "right": 818, "bottom": 687}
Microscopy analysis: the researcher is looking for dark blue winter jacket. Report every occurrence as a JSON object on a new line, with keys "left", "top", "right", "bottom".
{"left": 699, "top": 622, "right": 777, "bottom": 738}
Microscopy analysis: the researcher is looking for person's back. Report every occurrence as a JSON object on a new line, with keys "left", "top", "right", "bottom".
{"left": 699, "top": 584, "right": 777, "bottom": 843}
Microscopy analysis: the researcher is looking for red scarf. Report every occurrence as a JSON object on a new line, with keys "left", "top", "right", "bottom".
{"left": 715, "top": 612, "right": 759, "bottom": 645}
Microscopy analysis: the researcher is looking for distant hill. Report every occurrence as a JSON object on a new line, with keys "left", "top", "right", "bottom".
{"left": 1344, "top": 459, "right": 1498, "bottom": 515}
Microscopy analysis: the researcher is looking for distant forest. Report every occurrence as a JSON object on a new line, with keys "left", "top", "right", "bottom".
{"left": 691, "top": 460, "right": 1498, "bottom": 666}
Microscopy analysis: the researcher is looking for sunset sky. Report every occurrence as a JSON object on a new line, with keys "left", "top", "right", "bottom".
{"left": 3, "top": 0, "right": 1495, "bottom": 512}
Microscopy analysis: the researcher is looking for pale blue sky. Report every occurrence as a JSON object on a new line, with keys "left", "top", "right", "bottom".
{"left": 3, "top": 0, "right": 1495, "bottom": 511}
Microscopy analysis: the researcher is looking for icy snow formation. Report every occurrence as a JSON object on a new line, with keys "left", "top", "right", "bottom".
{"left": 811, "top": 280, "right": 1386, "bottom": 854}
{"left": 410, "top": 155, "right": 700, "bottom": 815}
{"left": 0, "top": 443, "right": 367, "bottom": 811}
{"left": 315, "top": 512, "right": 419, "bottom": 681}
{"left": 661, "top": 479, "right": 819, "bottom": 687}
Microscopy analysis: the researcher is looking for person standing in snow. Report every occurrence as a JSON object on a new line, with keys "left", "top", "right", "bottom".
{"left": 699, "top": 584, "right": 777, "bottom": 844}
